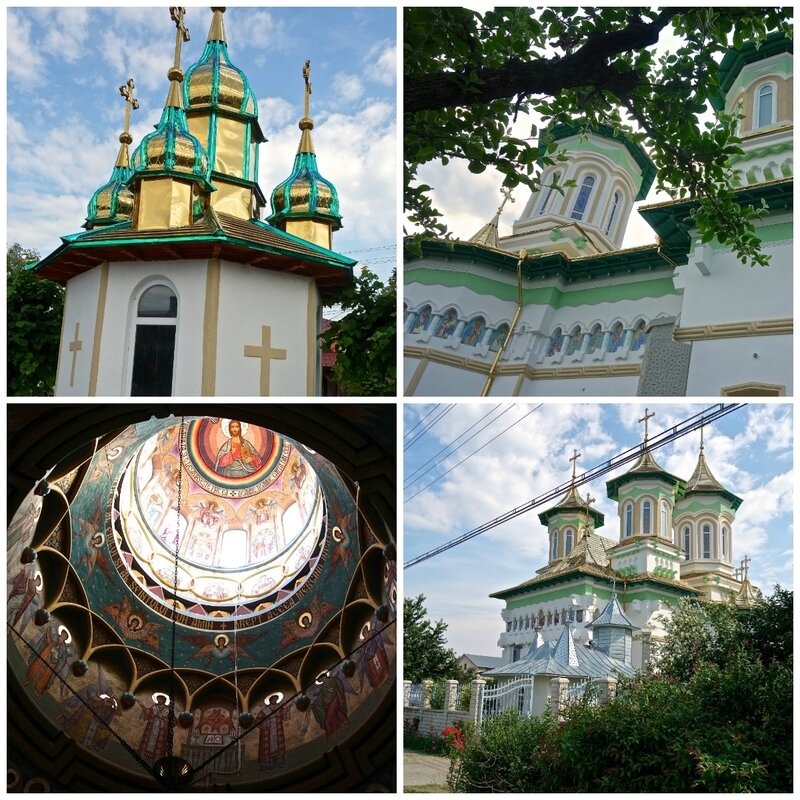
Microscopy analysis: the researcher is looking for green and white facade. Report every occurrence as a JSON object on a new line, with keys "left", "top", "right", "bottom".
{"left": 490, "top": 440, "right": 748, "bottom": 670}
{"left": 404, "top": 34, "right": 792, "bottom": 397}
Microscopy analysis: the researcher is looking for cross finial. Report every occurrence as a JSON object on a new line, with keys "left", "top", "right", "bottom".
{"left": 497, "top": 186, "right": 515, "bottom": 215}
{"left": 741, "top": 554, "right": 751, "bottom": 580}
{"left": 169, "top": 7, "right": 190, "bottom": 70}
{"left": 118, "top": 78, "right": 138, "bottom": 140}
{"left": 303, "top": 59, "right": 312, "bottom": 119}
{"left": 569, "top": 448, "right": 581, "bottom": 482}
{"left": 583, "top": 492, "right": 595, "bottom": 534}
{"left": 699, "top": 420, "right": 705, "bottom": 453}
{"left": 639, "top": 407, "right": 655, "bottom": 445}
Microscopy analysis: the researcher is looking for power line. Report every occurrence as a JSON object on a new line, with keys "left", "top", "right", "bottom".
{"left": 405, "top": 404, "right": 543, "bottom": 503}
{"left": 404, "top": 403, "right": 746, "bottom": 569}
{"left": 403, "top": 404, "right": 455, "bottom": 451}
{"left": 404, "top": 403, "right": 505, "bottom": 487}
{"left": 404, "top": 404, "right": 441, "bottom": 441}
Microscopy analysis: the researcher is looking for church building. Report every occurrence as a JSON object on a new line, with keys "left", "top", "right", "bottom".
{"left": 488, "top": 418, "right": 760, "bottom": 676}
{"left": 31, "top": 8, "right": 355, "bottom": 397}
{"left": 404, "top": 32, "right": 792, "bottom": 397}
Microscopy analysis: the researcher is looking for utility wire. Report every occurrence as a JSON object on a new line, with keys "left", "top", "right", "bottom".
{"left": 405, "top": 404, "right": 543, "bottom": 503}
{"left": 404, "top": 403, "right": 504, "bottom": 487}
{"left": 405, "top": 403, "right": 745, "bottom": 568}
{"left": 403, "top": 403, "right": 455, "bottom": 451}
{"left": 404, "top": 404, "right": 441, "bottom": 441}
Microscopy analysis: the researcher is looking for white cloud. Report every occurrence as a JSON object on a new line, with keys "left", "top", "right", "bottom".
{"left": 334, "top": 73, "right": 365, "bottom": 103}
{"left": 42, "top": 8, "right": 91, "bottom": 62}
{"left": 259, "top": 97, "right": 298, "bottom": 132}
{"left": 366, "top": 42, "right": 396, "bottom": 86}
{"left": 227, "top": 10, "right": 291, "bottom": 54}
{"left": 7, "top": 11, "right": 46, "bottom": 87}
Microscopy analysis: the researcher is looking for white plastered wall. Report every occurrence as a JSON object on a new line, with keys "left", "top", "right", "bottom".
{"left": 56, "top": 268, "right": 102, "bottom": 396}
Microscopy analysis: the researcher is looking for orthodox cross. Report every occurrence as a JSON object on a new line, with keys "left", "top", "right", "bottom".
{"left": 118, "top": 78, "right": 139, "bottom": 137}
{"left": 496, "top": 185, "right": 515, "bottom": 216}
{"left": 582, "top": 492, "right": 595, "bottom": 535}
{"left": 699, "top": 420, "right": 705, "bottom": 453}
{"left": 303, "top": 59, "right": 312, "bottom": 118}
{"left": 68, "top": 323, "right": 83, "bottom": 388}
{"left": 244, "top": 325, "right": 287, "bottom": 395}
{"left": 569, "top": 448, "right": 581, "bottom": 482}
{"left": 740, "top": 554, "right": 751, "bottom": 580}
{"left": 169, "top": 7, "right": 190, "bottom": 70}
{"left": 639, "top": 407, "right": 655, "bottom": 445}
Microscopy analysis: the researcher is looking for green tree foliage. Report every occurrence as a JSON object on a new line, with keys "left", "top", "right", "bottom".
{"left": 403, "top": 594, "right": 460, "bottom": 682}
{"left": 7, "top": 244, "right": 64, "bottom": 396}
{"left": 405, "top": 7, "right": 793, "bottom": 265}
{"left": 320, "top": 267, "right": 395, "bottom": 396}
{"left": 450, "top": 588, "right": 792, "bottom": 792}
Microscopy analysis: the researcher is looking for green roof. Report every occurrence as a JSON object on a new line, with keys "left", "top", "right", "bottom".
{"left": 546, "top": 122, "right": 657, "bottom": 201}
{"left": 712, "top": 31, "right": 794, "bottom": 111}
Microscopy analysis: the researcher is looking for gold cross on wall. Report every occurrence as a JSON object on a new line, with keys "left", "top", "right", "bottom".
{"left": 639, "top": 407, "right": 655, "bottom": 445}
{"left": 68, "top": 322, "right": 83, "bottom": 388}
{"left": 244, "top": 325, "right": 287, "bottom": 395}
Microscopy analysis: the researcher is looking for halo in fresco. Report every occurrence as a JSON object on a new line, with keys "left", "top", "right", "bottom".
{"left": 182, "top": 417, "right": 292, "bottom": 497}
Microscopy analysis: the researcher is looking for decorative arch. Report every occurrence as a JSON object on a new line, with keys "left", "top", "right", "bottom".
{"left": 129, "top": 279, "right": 179, "bottom": 397}
{"left": 640, "top": 497, "right": 654, "bottom": 535}
{"left": 631, "top": 318, "right": 648, "bottom": 352}
{"left": 624, "top": 501, "right": 633, "bottom": 538}
{"left": 536, "top": 169, "right": 563, "bottom": 215}
{"left": 565, "top": 324, "right": 584, "bottom": 356}
{"left": 569, "top": 173, "right": 597, "bottom": 221}
{"left": 461, "top": 316, "right": 486, "bottom": 346}
{"left": 585, "top": 323, "right": 604, "bottom": 355}
{"left": 488, "top": 323, "right": 510, "bottom": 353}
{"left": 546, "top": 327, "right": 564, "bottom": 358}
{"left": 607, "top": 320, "right": 627, "bottom": 354}
{"left": 409, "top": 304, "right": 433, "bottom": 334}
{"left": 434, "top": 308, "right": 458, "bottom": 338}
{"left": 755, "top": 80, "right": 777, "bottom": 129}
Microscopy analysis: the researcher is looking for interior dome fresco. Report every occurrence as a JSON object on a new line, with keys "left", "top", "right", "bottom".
{"left": 7, "top": 407, "right": 396, "bottom": 792}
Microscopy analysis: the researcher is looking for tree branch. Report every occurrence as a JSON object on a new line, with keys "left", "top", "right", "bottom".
{"left": 405, "top": 8, "right": 681, "bottom": 114}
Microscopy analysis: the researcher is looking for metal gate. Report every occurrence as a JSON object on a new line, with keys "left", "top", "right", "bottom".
{"left": 477, "top": 676, "right": 534, "bottom": 726}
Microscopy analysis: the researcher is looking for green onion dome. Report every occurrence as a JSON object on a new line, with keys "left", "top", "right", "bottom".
{"left": 268, "top": 117, "right": 342, "bottom": 230}
{"left": 130, "top": 70, "right": 213, "bottom": 191}
{"left": 84, "top": 137, "right": 134, "bottom": 228}
{"left": 183, "top": 8, "right": 258, "bottom": 118}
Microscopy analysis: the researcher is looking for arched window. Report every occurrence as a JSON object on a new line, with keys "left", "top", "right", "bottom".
{"left": 624, "top": 502, "right": 633, "bottom": 538}
{"left": 410, "top": 304, "right": 432, "bottom": 334}
{"left": 570, "top": 174, "right": 596, "bottom": 221}
{"left": 551, "top": 529, "right": 559, "bottom": 560}
{"left": 702, "top": 524, "right": 712, "bottom": 559}
{"left": 131, "top": 284, "right": 177, "bottom": 396}
{"left": 585, "top": 324, "right": 603, "bottom": 355}
{"left": 683, "top": 526, "right": 691, "bottom": 558}
{"left": 607, "top": 322, "right": 626, "bottom": 353}
{"left": 756, "top": 83, "right": 775, "bottom": 129}
{"left": 538, "top": 610, "right": 545, "bottom": 627}
{"left": 604, "top": 190, "right": 621, "bottom": 235}
{"left": 642, "top": 500, "right": 652, "bottom": 535}
{"left": 506, "top": 620, "right": 512, "bottom": 632}
{"left": 722, "top": 526, "right": 728, "bottom": 559}
{"left": 546, "top": 328, "right": 564, "bottom": 357}
{"left": 660, "top": 501, "right": 669, "bottom": 538}
{"left": 489, "top": 324, "right": 510, "bottom": 353}
{"left": 566, "top": 325, "right": 583, "bottom": 356}
{"left": 434, "top": 308, "right": 458, "bottom": 338}
{"left": 461, "top": 316, "right": 486, "bottom": 346}
{"left": 537, "top": 170, "right": 562, "bottom": 214}
{"left": 631, "top": 319, "right": 647, "bottom": 351}
{"left": 565, "top": 528, "right": 574, "bottom": 556}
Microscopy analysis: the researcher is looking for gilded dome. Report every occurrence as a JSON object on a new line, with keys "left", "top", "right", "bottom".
{"left": 84, "top": 161, "right": 134, "bottom": 228}
{"left": 130, "top": 103, "right": 212, "bottom": 189}
{"left": 184, "top": 9, "right": 258, "bottom": 118}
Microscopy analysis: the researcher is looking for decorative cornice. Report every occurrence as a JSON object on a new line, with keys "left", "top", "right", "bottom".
{"left": 674, "top": 317, "right": 792, "bottom": 341}
{"left": 403, "top": 346, "right": 641, "bottom": 380}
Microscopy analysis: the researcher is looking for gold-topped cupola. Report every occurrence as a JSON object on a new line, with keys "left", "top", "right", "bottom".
{"left": 183, "top": 7, "right": 267, "bottom": 220}
{"left": 129, "top": 7, "right": 214, "bottom": 231}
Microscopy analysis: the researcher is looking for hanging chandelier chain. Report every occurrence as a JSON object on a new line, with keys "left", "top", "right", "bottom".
{"left": 166, "top": 417, "right": 187, "bottom": 761}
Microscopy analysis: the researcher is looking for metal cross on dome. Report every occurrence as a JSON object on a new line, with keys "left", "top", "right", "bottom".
{"left": 639, "top": 407, "right": 655, "bottom": 446}
{"left": 169, "top": 6, "right": 190, "bottom": 71}
{"left": 569, "top": 448, "right": 581, "bottom": 482}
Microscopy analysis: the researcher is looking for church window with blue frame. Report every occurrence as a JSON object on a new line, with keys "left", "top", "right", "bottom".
{"left": 702, "top": 524, "right": 712, "bottom": 559}
{"left": 642, "top": 500, "right": 652, "bottom": 535}
{"left": 564, "top": 528, "right": 574, "bottom": 556}
{"left": 570, "top": 175, "right": 596, "bottom": 220}
{"left": 624, "top": 502, "right": 633, "bottom": 537}
{"left": 551, "top": 529, "right": 559, "bottom": 560}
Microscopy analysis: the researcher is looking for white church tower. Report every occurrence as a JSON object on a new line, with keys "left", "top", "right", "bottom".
{"left": 34, "top": 8, "right": 354, "bottom": 397}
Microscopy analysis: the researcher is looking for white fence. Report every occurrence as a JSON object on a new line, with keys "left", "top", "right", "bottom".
{"left": 477, "top": 676, "right": 534, "bottom": 726}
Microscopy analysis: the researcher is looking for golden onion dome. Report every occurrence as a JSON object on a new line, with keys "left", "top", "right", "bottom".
{"left": 184, "top": 8, "right": 258, "bottom": 118}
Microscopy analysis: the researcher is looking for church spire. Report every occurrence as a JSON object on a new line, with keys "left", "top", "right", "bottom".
{"left": 268, "top": 60, "right": 343, "bottom": 249}
{"left": 84, "top": 79, "right": 138, "bottom": 229}
{"left": 469, "top": 187, "right": 514, "bottom": 249}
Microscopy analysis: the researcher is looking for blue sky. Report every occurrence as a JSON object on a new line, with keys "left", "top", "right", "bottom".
{"left": 7, "top": 7, "right": 397, "bottom": 283}
{"left": 403, "top": 402, "right": 793, "bottom": 657}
